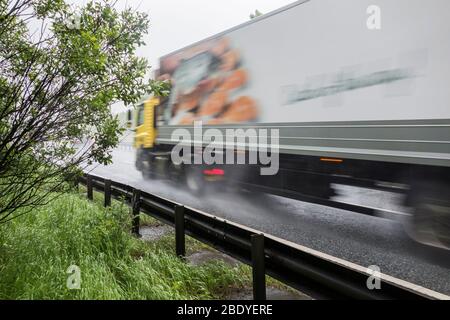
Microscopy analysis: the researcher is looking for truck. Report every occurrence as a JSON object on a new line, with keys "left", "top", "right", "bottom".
{"left": 129, "top": 0, "right": 450, "bottom": 249}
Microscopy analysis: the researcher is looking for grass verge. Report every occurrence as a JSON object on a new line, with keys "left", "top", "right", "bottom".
{"left": 0, "top": 189, "right": 252, "bottom": 299}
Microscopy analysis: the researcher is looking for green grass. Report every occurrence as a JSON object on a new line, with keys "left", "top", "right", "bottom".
{"left": 0, "top": 189, "right": 252, "bottom": 299}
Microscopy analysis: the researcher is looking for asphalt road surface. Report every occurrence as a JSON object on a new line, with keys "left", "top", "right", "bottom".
{"left": 87, "top": 146, "right": 450, "bottom": 296}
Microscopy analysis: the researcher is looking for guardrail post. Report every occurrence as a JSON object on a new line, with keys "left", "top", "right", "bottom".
{"left": 131, "top": 189, "right": 141, "bottom": 237}
{"left": 175, "top": 205, "right": 186, "bottom": 258}
{"left": 104, "top": 179, "right": 111, "bottom": 207}
{"left": 251, "top": 233, "right": 266, "bottom": 300}
{"left": 73, "top": 177, "right": 79, "bottom": 192}
{"left": 87, "top": 175, "right": 93, "bottom": 201}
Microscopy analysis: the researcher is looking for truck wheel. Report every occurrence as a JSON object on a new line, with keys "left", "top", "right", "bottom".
{"left": 142, "top": 165, "right": 153, "bottom": 180}
{"left": 168, "top": 163, "right": 183, "bottom": 183}
{"left": 135, "top": 147, "right": 145, "bottom": 171}
{"left": 185, "top": 167, "right": 205, "bottom": 195}
{"left": 406, "top": 182, "right": 450, "bottom": 249}
{"left": 136, "top": 149, "right": 154, "bottom": 180}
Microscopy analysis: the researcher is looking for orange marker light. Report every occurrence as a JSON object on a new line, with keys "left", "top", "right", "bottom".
{"left": 320, "top": 158, "right": 343, "bottom": 163}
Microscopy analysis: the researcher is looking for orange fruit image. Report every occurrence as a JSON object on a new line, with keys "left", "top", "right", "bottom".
{"left": 198, "top": 91, "right": 228, "bottom": 117}
{"left": 219, "top": 69, "right": 247, "bottom": 91}
{"left": 157, "top": 73, "right": 171, "bottom": 82}
{"left": 161, "top": 56, "right": 180, "bottom": 74}
{"left": 222, "top": 96, "right": 258, "bottom": 122}
{"left": 198, "top": 77, "right": 220, "bottom": 94}
{"left": 211, "top": 38, "right": 230, "bottom": 57}
{"left": 206, "top": 118, "right": 226, "bottom": 125}
{"left": 220, "top": 50, "right": 239, "bottom": 72}
{"left": 178, "top": 94, "right": 199, "bottom": 112}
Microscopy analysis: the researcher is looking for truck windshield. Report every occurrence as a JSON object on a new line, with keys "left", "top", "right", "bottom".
{"left": 136, "top": 103, "right": 144, "bottom": 126}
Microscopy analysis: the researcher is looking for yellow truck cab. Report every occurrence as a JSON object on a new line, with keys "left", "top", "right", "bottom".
{"left": 133, "top": 97, "right": 159, "bottom": 150}
{"left": 131, "top": 96, "right": 190, "bottom": 184}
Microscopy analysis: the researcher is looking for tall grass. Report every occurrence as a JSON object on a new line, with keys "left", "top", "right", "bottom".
{"left": 0, "top": 191, "right": 249, "bottom": 299}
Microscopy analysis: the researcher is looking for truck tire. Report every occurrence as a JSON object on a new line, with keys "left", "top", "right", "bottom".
{"left": 142, "top": 165, "right": 153, "bottom": 180}
{"left": 168, "top": 162, "right": 183, "bottom": 183}
{"left": 137, "top": 149, "right": 154, "bottom": 180}
{"left": 406, "top": 182, "right": 450, "bottom": 249}
{"left": 185, "top": 166, "right": 205, "bottom": 195}
{"left": 135, "top": 147, "right": 145, "bottom": 171}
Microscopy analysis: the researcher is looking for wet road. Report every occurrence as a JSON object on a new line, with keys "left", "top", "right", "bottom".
{"left": 88, "top": 146, "right": 450, "bottom": 295}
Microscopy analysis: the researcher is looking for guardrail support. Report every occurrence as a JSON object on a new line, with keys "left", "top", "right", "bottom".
{"left": 87, "top": 175, "right": 93, "bottom": 201}
{"left": 104, "top": 179, "right": 111, "bottom": 207}
{"left": 175, "top": 205, "right": 186, "bottom": 258}
{"left": 251, "top": 233, "right": 266, "bottom": 300}
{"left": 131, "top": 189, "right": 141, "bottom": 237}
{"left": 73, "top": 178, "right": 79, "bottom": 192}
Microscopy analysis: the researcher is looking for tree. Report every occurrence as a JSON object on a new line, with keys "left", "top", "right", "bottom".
{"left": 249, "top": 9, "right": 262, "bottom": 20}
{"left": 0, "top": 0, "right": 166, "bottom": 222}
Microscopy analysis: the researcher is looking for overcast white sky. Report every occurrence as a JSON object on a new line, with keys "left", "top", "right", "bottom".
{"left": 72, "top": 0, "right": 295, "bottom": 71}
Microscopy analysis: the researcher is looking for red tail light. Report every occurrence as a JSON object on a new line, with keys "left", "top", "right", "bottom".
{"left": 203, "top": 168, "right": 225, "bottom": 176}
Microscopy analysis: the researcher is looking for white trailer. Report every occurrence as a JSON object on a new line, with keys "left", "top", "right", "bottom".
{"left": 134, "top": 0, "right": 450, "bottom": 249}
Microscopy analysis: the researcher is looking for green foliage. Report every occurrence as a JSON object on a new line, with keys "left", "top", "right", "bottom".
{"left": 0, "top": 0, "right": 167, "bottom": 220}
{"left": 249, "top": 9, "right": 263, "bottom": 20}
{"left": 0, "top": 192, "right": 250, "bottom": 299}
